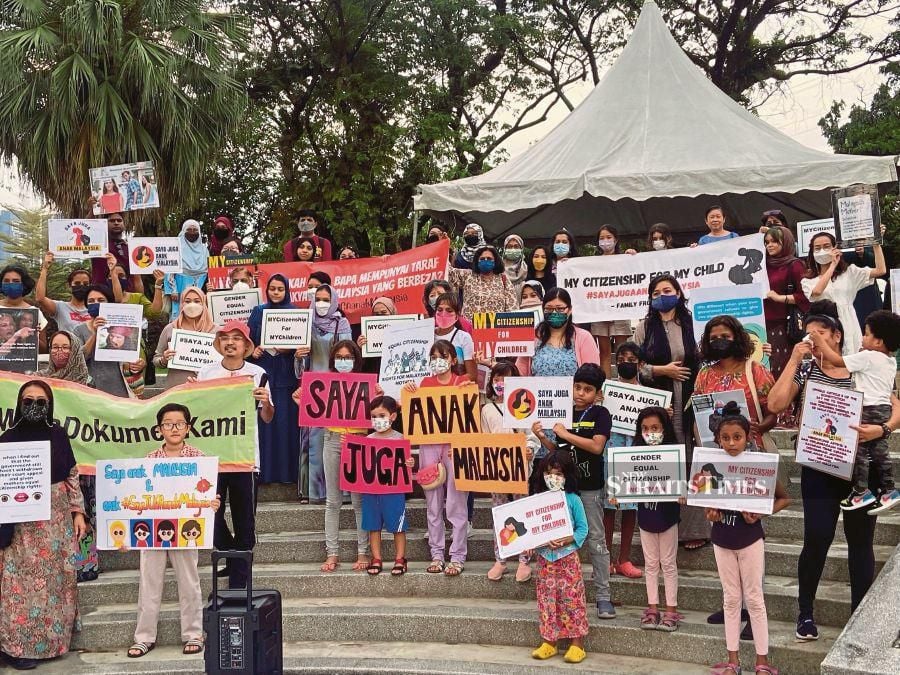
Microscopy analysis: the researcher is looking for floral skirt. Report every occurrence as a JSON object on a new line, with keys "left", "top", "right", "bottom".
{"left": 536, "top": 551, "right": 589, "bottom": 641}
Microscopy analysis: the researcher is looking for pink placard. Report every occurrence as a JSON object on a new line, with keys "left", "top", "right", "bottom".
{"left": 339, "top": 434, "right": 413, "bottom": 494}
{"left": 298, "top": 372, "right": 378, "bottom": 427}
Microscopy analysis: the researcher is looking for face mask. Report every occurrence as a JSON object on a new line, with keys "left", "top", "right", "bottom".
{"left": 51, "top": 352, "right": 69, "bottom": 369}
{"left": 428, "top": 295, "right": 439, "bottom": 309}
{"left": 371, "top": 417, "right": 392, "bottom": 433}
{"left": 232, "top": 281, "right": 250, "bottom": 292}
{"left": 425, "top": 234, "right": 439, "bottom": 244}
{"left": 87, "top": 302, "right": 101, "bottom": 318}
{"left": 813, "top": 249, "right": 833, "bottom": 265}
{"left": 213, "top": 227, "right": 229, "bottom": 240}
{"left": 492, "top": 381, "right": 505, "bottom": 398}
{"left": 464, "top": 234, "right": 480, "bottom": 246}
{"left": 334, "top": 358, "right": 355, "bottom": 373}
{"left": 185, "top": 232, "right": 200, "bottom": 243}
{"left": 71, "top": 285, "right": 89, "bottom": 302}
{"left": 520, "top": 297, "right": 541, "bottom": 308}
{"left": 430, "top": 357, "right": 450, "bottom": 375}
{"left": 532, "top": 258, "right": 547, "bottom": 272}
{"left": 707, "top": 337, "right": 735, "bottom": 359}
{"left": 504, "top": 248, "right": 523, "bottom": 262}
{"left": 643, "top": 432, "right": 664, "bottom": 446}
{"left": 544, "top": 474, "right": 565, "bottom": 491}
{"left": 1, "top": 282, "right": 23, "bottom": 298}
{"left": 21, "top": 400, "right": 48, "bottom": 424}
{"left": 553, "top": 242, "right": 569, "bottom": 257}
{"left": 598, "top": 240, "right": 616, "bottom": 252}
{"left": 651, "top": 239, "right": 667, "bottom": 251}
{"left": 306, "top": 288, "right": 317, "bottom": 302}
{"left": 299, "top": 222, "right": 315, "bottom": 233}
{"left": 182, "top": 302, "right": 204, "bottom": 319}
{"left": 617, "top": 362, "right": 638, "bottom": 380}
{"left": 650, "top": 294, "right": 679, "bottom": 312}
{"left": 477, "top": 259, "right": 495, "bottom": 274}
{"left": 315, "top": 301, "right": 331, "bottom": 317}
{"left": 546, "top": 311, "right": 568, "bottom": 328}
{"left": 434, "top": 312, "right": 456, "bottom": 329}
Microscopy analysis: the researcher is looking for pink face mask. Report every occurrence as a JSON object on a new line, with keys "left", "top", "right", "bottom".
{"left": 51, "top": 353, "right": 70, "bottom": 369}
{"left": 434, "top": 312, "right": 456, "bottom": 329}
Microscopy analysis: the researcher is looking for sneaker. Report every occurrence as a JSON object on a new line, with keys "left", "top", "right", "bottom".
{"left": 869, "top": 489, "right": 900, "bottom": 515}
{"left": 597, "top": 600, "right": 616, "bottom": 619}
{"left": 707, "top": 608, "right": 749, "bottom": 624}
{"left": 795, "top": 614, "right": 819, "bottom": 641}
{"left": 840, "top": 489, "right": 876, "bottom": 511}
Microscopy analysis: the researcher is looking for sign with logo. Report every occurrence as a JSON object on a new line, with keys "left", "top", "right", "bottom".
{"left": 795, "top": 381, "right": 863, "bottom": 480}
{"left": 128, "top": 237, "right": 182, "bottom": 274}
{"left": 501, "top": 376, "right": 573, "bottom": 430}
{"left": 48, "top": 219, "right": 108, "bottom": 259}
{"left": 472, "top": 311, "right": 537, "bottom": 358}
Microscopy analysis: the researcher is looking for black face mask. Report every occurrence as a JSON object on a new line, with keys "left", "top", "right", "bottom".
{"left": 71, "top": 285, "right": 90, "bottom": 302}
{"left": 464, "top": 234, "right": 479, "bottom": 246}
{"left": 707, "top": 337, "right": 736, "bottom": 359}
{"left": 213, "top": 228, "right": 229, "bottom": 240}
{"left": 185, "top": 232, "right": 200, "bottom": 243}
{"left": 616, "top": 362, "right": 638, "bottom": 380}
{"left": 425, "top": 234, "right": 439, "bottom": 244}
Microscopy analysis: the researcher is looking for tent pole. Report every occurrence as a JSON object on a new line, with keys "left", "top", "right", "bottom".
{"left": 412, "top": 209, "right": 420, "bottom": 248}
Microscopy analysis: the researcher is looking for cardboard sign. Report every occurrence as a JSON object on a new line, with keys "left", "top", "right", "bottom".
{"left": 169, "top": 329, "right": 217, "bottom": 373}
{"left": 796, "top": 380, "right": 863, "bottom": 480}
{"left": 206, "top": 254, "right": 258, "bottom": 291}
{"left": 492, "top": 490, "right": 574, "bottom": 559}
{"left": 0, "top": 441, "right": 51, "bottom": 523}
{"left": 607, "top": 444, "right": 686, "bottom": 502}
{"left": 90, "top": 160, "right": 158, "bottom": 214}
{"left": 472, "top": 311, "right": 537, "bottom": 358}
{"left": 797, "top": 218, "right": 835, "bottom": 256}
{"left": 892, "top": 269, "right": 900, "bottom": 315}
{"left": 94, "top": 303, "right": 143, "bottom": 363}
{"left": 601, "top": 380, "right": 671, "bottom": 436}
{"left": 401, "top": 385, "right": 481, "bottom": 443}
{"left": 689, "top": 284, "right": 769, "bottom": 369}
{"left": 451, "top": 434, "right": 529, "bottom": 494}
{"left": 378, "top": 318, "right": 434, "bottom": 398}
{"left": 259, "top": 308, "right": 312, "bottom": 349}
{"left": 691, "top": 389, "right": 749, "bottom": 448}
{"left": 360, "top": 314, "right": 421, "bottom": 357}
{"left": 501, "top": 376, "right": 573, "bottom": 430}
{"left": 96, "top": 457, "right": 218, "bottom": 549}
{"left": 298, "top": 372, "right": 378, "bottom": 427}
{"left": 128, "top": 237, "right": 183, "bottom": 274}
{"left": 0, "top": 307, "right": 39, "bottom": 374}
{"left": 206, "top": 288, "right": 262, "bottom": 324}
{"left": 48, "top": 219, "right": 108, "bottom": 259}
{"left": 338, "top": 434, "right": 413, "bottom": 494}
{"left": 686, "top": 448, "right": 779, "bottom": 515}
{"left": 832, "top": 184, "right": 881, "bottom": 247}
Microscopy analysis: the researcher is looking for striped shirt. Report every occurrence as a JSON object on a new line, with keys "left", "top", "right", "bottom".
{"left": 792, "top": 360, "right": 853, "bottom": 392}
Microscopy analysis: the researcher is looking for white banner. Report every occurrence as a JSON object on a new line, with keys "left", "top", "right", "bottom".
{"left": 206, "top": 288, "right": 262, "bottom": 325}
{"left": 94, "top": 303, "right": 143, "bottom": 363}
{"left": 492, "top": 489, "right": 574, "bottom": 559}
{"left": 0, "top": 441, "right": 51, "bottom": 523}
{"left": 796, "top": 381, "right": 862, "bottom": 481}
{"left": 502, "top": 376, "right": 573, "bottom": 430}
{"left": 361, "top": 314, "right": 421, "bottom": 357}
{"left": 607, "top": 444, "right": 686, "bottom": 502}
{"left": 48, "top": 219, "right": 108, "bottom": 260}
{"left": 259, "top": 309, "right": 312, "bottom": 349}
{"left": 378, "top": 318, "right": 434, "bottom": 398}
{"left": 169, "top": 329, "right": 217, "bottom": 373}
{"left": 686, "top": 448, "right": 779, "bottom": 515}
{"left": 128, "top": 237, "right": 182, "bottom": 274}
{"left": 558, "top": 234, "right": 769, "bottom": 322}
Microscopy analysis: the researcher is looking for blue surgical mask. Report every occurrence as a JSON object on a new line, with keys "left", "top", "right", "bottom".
{"left": 1, "top": 282, "right": 24, "bottom": 299}
{"left": 553, "top": 242, "right": 569, "bottom": 257}
{"left": 334, "top": 358, "right": 355, "bottom": 373}
{"left": 477, "top": 259, "right": 495, "bottom": 274}
{"left": 650, "top": 295, "right": 679, "bottom": 312}
{"left": 87, "top": 302, "right": 101, "bottom": 318}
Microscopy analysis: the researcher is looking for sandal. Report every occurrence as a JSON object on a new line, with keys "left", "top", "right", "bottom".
{"left": 755, "top": 666, "right": 778, "bottom": 674}
{"left": 710, "top": 663, "right": 742, "bottom": 675}
{"left": 391, "top": 558, "right": 407, "bottom": 576}
{"left": 183, "top": 638, "right": 204, "bottom": 655}
{"left": 320, "top": 556, "right": 340, "bottom": 573}
{"left": 617, "top": 561, "right": 643, "bottom": 578}
{"left": 683, "top": 539, "right": 710, "bottom": 551}
{"left": 426, "top": 560, "right": 445, "bottom": 574}
{"left": 657, "top": 611, "right": 683, "bottom": 632}
{"left": 352, "top": 556, "right": 370, "bottom": 572}
{"left": 366, "top": 558, "right": 383, "bottom": 575}
{"left": 127, "top": 642, "right": 155, "bottom": 658}
{"left": 640, "top": 607, "right": 660, "bottom": 630}
{"left": 444, "top": 561, "right": 464, "bottom": 576}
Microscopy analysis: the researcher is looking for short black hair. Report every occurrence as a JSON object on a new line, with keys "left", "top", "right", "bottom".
{"left": 487, "top": 361, "right": 519, "bottom": 399}
{"left": 156, "top": 403, "right": 191, "bottom": 426}
{"left": 715, "top": 413, "right": 751, "bottom": 441}
{"left": 369, "top": 395, "right": 398, "bottom": 414}
{"left": 865, "top": 310, "right": 900, "bottom": 352}
{"left": 87, "top": 284, "right": 114, "bottom": 302}
{"left": 0, "top": 264, "right": 36, "bottom": 295}
{"left": 296, "top": 209, "right": 317, "bottom": 221}
{"left": 700, "top": 315, "right": 754, "bottom": 360}
{"left": 67, "top": 268, "right": 91, "bottom": 285}
{"left": 616, "top": 341, "right": 640, "bottom": 360}
{"left": 309, "top": 270, "right": 332, "bottom": 286}
{"left": 574, "top": 363, "right": 605, "bottom": 390}
{"left": 530, "top": 450, "right": 580, "bottom": 495}
{"left": 705, "top": 204, "right": 725, "bottom": 218}
{"left": 471, "top": 246, "right": 503, "bottom": 274}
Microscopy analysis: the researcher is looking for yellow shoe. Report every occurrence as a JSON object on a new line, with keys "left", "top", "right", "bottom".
{"left": 564, "top": 644, "right": 586, "bottom": 663}
{"left": 531, "top": 642, "right": 558, "bottom": 660}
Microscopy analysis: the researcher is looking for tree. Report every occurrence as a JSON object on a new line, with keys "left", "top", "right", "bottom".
{"left": 0, "top": 207, "right": 76, "bottom": 299}
{"left": 0, "top": 0, "right": 249, "bottom": 231}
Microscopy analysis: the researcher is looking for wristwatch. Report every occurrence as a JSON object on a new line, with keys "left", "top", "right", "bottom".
{"left": 881, "top": 423, "right": 892, "bottom": 439}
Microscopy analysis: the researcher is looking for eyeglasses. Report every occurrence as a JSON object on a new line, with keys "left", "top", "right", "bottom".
{"left": 544, "top": 305, "right": 568, "bottom": 312}
{"left": 160, "top": 422, "right": 188, "bottom": 431}
{"left": 50, "top": 345, "right": 71, "bottom": 352}
{"left": 22, "top": 397, "right": 48, "bottom": 406}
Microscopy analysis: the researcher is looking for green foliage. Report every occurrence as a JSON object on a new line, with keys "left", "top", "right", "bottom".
{"left": 0, "top": 206, "right": 78, "bottom": 298}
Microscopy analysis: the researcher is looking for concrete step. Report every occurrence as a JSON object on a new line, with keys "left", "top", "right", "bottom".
{"left": 71, "top": 597, "right": 836, "bottom": 675}
{"left": 76, "top": 561, "right": 854, "bottom": 628}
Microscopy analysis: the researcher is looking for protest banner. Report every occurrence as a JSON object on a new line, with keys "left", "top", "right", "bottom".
{"left": 607, "top": 444, "right": 686, "bottom": 502}
{"left": 601, "top": 380, "right": 671, "bottom": 436}
{"left": 796, "top": 381, "right": 863, "bottom": 480}
{"left": 94, "top": 303, "right": 143, "bottom": 363}
{"left": 259, "top": 308, "right": 312, "bottom": 349}
{"left": 298, "top": 372, "right": 378, "bottom": 427}
{"left": 558, "top": 234, "right": 769, "bottom": 322}
{"left": 0, "top": 307, "right": 39, "bottom": 374}
{"left": 832, "top": 184, "right": 881, "bottom": 248}
{"left": 686, "top": 447, "right": 779, "bottom": 514}
{"left": 378, "top": 318, "right": 434, "bottom": 398}
{"left": 48, "top": 219, "right": 108, "bottom": 260}
{"left": 360, "top": 314, "right": 421, "bottom": 357}
{"left": 401, "top": 385, "right": 481, "bottom": 443}
{"left": 128, "top": 237, "right": 182, "bottom": 274}
{"left": 339, "top": 434, "right": 413, "bottom": 494}
{"left": 451, "top": 434, "right": 529, "bottom": 494}
{"left": 472, "top": 311, "right": 537, "bottom": 358}
{"left": 892, "top": 270, "right": 900, "bottom": 315}
{"left": 0, "top": 441, "right": 51, "bottom": 523}
{"left": 206, "top": 253, "right": 258, "bottom": 291}
{"left": 0, "top": 372, "right": 257, "bottom": 473}
{"left": 691, "top": 389, "right": 749, "bottom": 448}
{"left": 169, "top": 329, "right": 217, "bottom": 373}
{"left": 90, "top": 160, "right": 158, "bottom": 214}
{"left": 492, "top": 490, "right": 574, "bottom": 559}
{"left": 96, "top": 457, "right": 218, "bottom": 550}
{"left": 689, "top": 284, "right": 770, "bottom": 368}
{"left": 502, "top": 377, "right": 573, "bottom": 430}
{"left": 206, "top": 239, "right": 450, "bottom": 323}
{"left": 207, "top": 288, "right": 263, "bottom": 324}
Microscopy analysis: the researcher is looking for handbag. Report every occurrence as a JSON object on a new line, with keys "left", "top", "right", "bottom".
{"left": 745, "top": 358, "right": 778, "bottom": 451}
{"left": 416, "top": 462, "right": 446, "bottom": 491}
{"left": 785, "top": 282, "right": 805, "bottom": 345}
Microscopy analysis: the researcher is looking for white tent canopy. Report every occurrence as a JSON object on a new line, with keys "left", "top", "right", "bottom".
{"left": 415, "top": 1, "right": 898, "bottom": 241}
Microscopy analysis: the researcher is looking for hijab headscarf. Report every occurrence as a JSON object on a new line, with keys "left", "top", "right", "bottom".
{"left": 263, "top": 274, "right": 295, "bottom": 309}
{"left": 459, "top": 224, "right": 486, "bottom": 264}
{"left": 174, "top": 287, "right": 216, "bottom": 333}
{"left": 40, "top": 330, "right": 90, "bottom": 385}
{"left": 372, "top": 296, "right": 397, "bottom": 315}
{"left": 208, "top": 215, "right": 235, "bottom": 256}
{"left": 765, "top": 225, "right": 799, "bottom": 269}
{"left": 312, "top": 284, "right": 351, "bottom": 337}
{"left": 503, "top": 234, "right": 528, "bottom": 286}
{"left": 179, "top": 219, "right": 209, "bottom": 274}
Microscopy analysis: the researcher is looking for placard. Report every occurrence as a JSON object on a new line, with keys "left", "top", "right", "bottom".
{"left": 501, "top": 376, "right": 573, "bottom": 430}
{"left": 0, "top": 441, "right": 51, "bottom": 523}
{"left": 298, "top": 372, "right": 378, "bottom": 427}
{"left": 472, "top": 311, "right": 537, "bottom": 358}
{"left": 48, "top": 219, "right": 108, "bottom": 259}
{"left": 691, "top": 389, "right": 749, "bottom": 448}
{"left": 378, "top": 318, "right": 434, "bottom": 398}
{"left": 259, "top": 308, "right": 312, "bottom": 349}
{"left": 128, "top": 237, "right": 183, "bottom": 274}
{"left": 206, "top": 254, "right": 258, "bottom": 291}
{"left": 689, "top": 284, "right": 770, "bottom": 368}
{"left": 339, "top": 434, "right": 413, "bottom": 494}
{"left": 360, "top": 314, "right": 420, "bottom": 357}
{"left": 892, "top": 269, "right": 900, "bottom": 315}
{"left": 0, "top": 307, "right": 39, "bottom": 374}
{"left": 90, "top": 160, "right": 158, "bottom": 214}
{"left": 492, "top": 490, "right": 574, "bottom": 559}
{"left": 607, "top": 444, "right": 686, "bottom": 502}
{"left": 832, "top": 184, "right": 881, "bottom": 248}
{"left": 686, "top": 448, "right": 779, "bottom": 514}
{"left": 401, "top": 385, "right": 481, "bottom": 443}
{"left": 95, "top": 457, "right": 218, "bottom": 549}
{"left": 796, "top": 218, "right": 835, "bottom": 256}
{"left": 94, "top": 303, "right": 143, "bottom": 363}
{"left": 169, "top": 329, "right": 217, "bottom": 373}
{"left": 451, "top": 434, "right": 529, "bottom": 494}
{"left": 795, "top": 380, "right": 863, "bottom": 480}
{"left": 601, "top": 380, "right": 671, "bottom": 436}
{"left": 207, "top": 288, "right": 262, "bottom": 324}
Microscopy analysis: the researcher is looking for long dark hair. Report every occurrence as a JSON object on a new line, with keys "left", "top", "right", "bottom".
{"left": 329, "top": 339, "right": 363, "bottom": 372}
{"left": 631, "top": 406, "right": 678, "bottom": 447}
{"left": 597, "top": 224, "right": 621, "bottom": 254}
{"left": 805, "top": 232, "right": 847, "bottom": 279}
{"left": 527, "top": 245, "right": 554, "bottom": 278}
{"left": 537, "top": 288, "right": 575, "bottom": 349}
{"left": 551, "top": 229, "right": 578, "bottom": 258}
{"left": 647, "top": 223, "right": 672, "bottom": 250}
{"left": 699, "top": 315, "right": 754, "bottom": 361}
{"left": 423, "top": 279, "right": 452, "bottom": 317}
{"left": 487, "top": 361, "right": 519, "bottom": 400}
{"left": 529, "top": 451, "right": 580, "bottom": 495}
{"left": 639, "top": 274, "right": 696, "bottom": 367}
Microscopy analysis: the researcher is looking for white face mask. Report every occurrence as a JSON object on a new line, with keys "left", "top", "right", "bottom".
{"left": 813, "top": 249, "right": 833, "bottom": 265}
{"left": 371, "top": 417, "right": 392, "bottom": 432}
{"left": 182, "top": 302, "right": 203, "bottom": 318}
{"left": 544, "top": 474, "right": 565, "bottom": 491}
{"left": 232, "top": 281, "right": 250, "bottom": 292}
{"left": 334, "top": 358, "right": 354, "bottom": 373}
{"left": 315, "top": 301, "right": 330, "bottom": 317}
{"left": 598, "top": 240, "right": 616, "bottom": 252}
{"left": 429, "top": 357, "right": 450, "bottom": 375}
{"left": 651, "top": 239, "right": 667, "bottom": 251}
{"left": 643, "top": 432, "right": 664, "bottom": 446}
{"left": 306, "top": 288, "right": 317, "bottom": 302}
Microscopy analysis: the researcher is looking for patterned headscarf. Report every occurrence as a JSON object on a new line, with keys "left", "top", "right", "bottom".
{"left": 40, "top": 330, "right": 91, "bottom": 385}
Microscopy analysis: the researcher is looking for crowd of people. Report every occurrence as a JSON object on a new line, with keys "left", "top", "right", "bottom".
{"left": 0, "top": 205, "right": 898, "bottom": 673}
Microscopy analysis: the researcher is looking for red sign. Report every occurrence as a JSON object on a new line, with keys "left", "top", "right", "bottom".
{"left": 471, "top": 311, "right": 537, "bottom": 358}
{"left": 297, "top": 372, "right": 378, "bottom": 428}
{"left": 339, "top": 434, "right": 413, "bottom": 494}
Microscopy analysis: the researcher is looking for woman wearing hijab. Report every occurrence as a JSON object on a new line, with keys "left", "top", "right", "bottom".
{"left": 763, "top": 225, "right": 809, "bottom": 379}
{"left": 0, "top": 380, "right": 87, "bottom": 670}
{"left": 501, "top": 235, "right": 528, "bottom": 299}
{"left": 41, "top": 330, "right": 91, "bottom": 385}
{"left": 248, "top": 274, "right": 301, "bottom": 485}
{"left": 452, "top": 223, "right": 486, "bottom": 269}
{"left": 164, "top": 219, "right": 209, "bottom": 317}
{"left": 209, "top": 215, "right": 235, "bottom": 256}
{"left": 153, "top": 287, "right": 219, "bottom": 389}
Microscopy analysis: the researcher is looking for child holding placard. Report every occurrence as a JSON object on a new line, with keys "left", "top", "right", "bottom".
{"left": 706, "top": 414, "right": 790, "bottom": 675}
